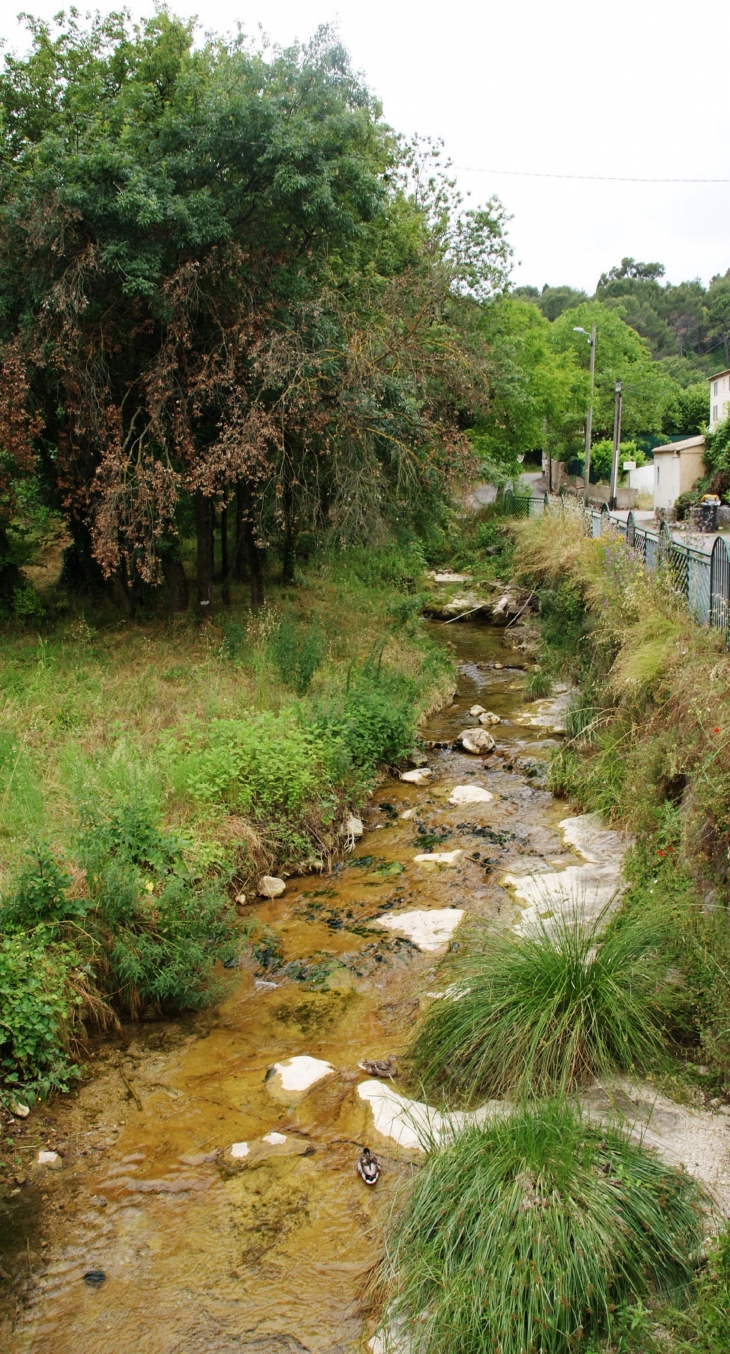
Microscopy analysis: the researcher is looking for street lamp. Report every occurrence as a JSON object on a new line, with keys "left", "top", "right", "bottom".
{"left": 573, "top": 325, "right": 596, "bottom": 505}
{"left": 609, "top": 381, "right": 623, "bottom": 510}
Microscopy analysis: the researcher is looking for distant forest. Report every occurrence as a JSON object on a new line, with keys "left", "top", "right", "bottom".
{"left": 514, "top": 258, "right": 730, "bottom": 384}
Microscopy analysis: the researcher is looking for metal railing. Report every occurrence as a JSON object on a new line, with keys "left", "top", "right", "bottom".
{"left": 498, "top": 490, "right": 730, "bottom": 639}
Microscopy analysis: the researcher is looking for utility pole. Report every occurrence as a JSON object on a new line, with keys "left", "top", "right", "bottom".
{"left": 609, "top": 380, "right": 623, "bottom": 510}
{"left": 573, "top": 324, "right": 596, "bottom": 505}
{"left": 583, "top": 324, "right": 596, "bottom": 505}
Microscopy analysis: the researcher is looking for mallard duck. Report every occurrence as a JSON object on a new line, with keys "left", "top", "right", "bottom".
{"left": 357, "top": 1147, "right": 381, "bottom": 1186}
{"left": 357, "top": 1056, "right": 398, "bottom": 1078}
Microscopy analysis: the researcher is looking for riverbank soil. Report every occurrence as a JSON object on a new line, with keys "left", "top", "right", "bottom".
{"left": 1, "top": 620, "right": 576, "bottom": 1353}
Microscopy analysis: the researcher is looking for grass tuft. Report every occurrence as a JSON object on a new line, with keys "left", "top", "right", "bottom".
{"left": 409, "top": 908, "right": 672, "bottom": 1100}
{"left": 372, "top": 1100, "right": 704, "bottom": 1354}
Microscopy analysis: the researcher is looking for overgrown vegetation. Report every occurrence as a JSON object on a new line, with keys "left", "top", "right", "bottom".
{"left": 512, "top": 500, "right": 730, "bottom": 1093}
{"left": 372, "top": 1100, "right": 704, "bottom": 1354}
{"left": 409, "top": 909, "right": 673, "bottom": 1102}
{"left": 0, "top": 541, "right": 452, "bottom": 1106}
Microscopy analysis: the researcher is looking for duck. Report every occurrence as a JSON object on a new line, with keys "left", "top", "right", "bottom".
{"left": 357, "top": 1056, "right": 398, "bottom": 1078}
{"left": 357, "top": 1147, "right": 381, "bottom": 1186}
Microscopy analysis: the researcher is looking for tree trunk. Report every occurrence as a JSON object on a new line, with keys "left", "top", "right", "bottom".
{"left": 194, "top": 491, "right": 214, "bottom": 618}
{"left": 234, "top": 483, "right": 246, "bottom": 581}
{"left": 246, "top": 521, "right": 265, "bottom": 610}
{"left": 220, "top": 505, "right": 231, "bottom": 607}
{"left": 281, "top": 480, "right": 297, "bottom": 586}
{"left": 160, "top": 551, "right": 189, "bottom": 613}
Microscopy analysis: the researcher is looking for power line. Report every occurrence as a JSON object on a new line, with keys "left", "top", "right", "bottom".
{"left": 454, "top": 165, "right": 730, "bottom": 184}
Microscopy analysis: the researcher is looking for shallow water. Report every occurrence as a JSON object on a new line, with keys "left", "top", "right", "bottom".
{"left": 2, "top": 622, "right": 581, "bottom": 1354}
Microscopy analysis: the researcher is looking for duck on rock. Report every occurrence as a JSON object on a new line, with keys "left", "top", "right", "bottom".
{"left": 357, "top": 1147, "right": 381, "bottom": 1186}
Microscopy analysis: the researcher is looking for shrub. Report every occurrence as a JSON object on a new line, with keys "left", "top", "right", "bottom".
{"left": 1, "top": 841, "right": 85, "bottom": 932}
{"left": 164, "top": 712, "right": 339, "bottom": 816}
{"left": 373, "top": 1101, "right": 704, "bottom": 1354}
{"left": 321, "top": 661, "right": 417, "bottom": 771}
{"left": 77, "top": 797, "right": 237, "bottom": 1014}
{"left": 409, "top": 909, "right": 672, "bottom": 1100}
{"left": 269, "top": 615, "right": 325, "bottom": 695}
{"left": 0, "top": 931, "right": 82, "bottom": 1104}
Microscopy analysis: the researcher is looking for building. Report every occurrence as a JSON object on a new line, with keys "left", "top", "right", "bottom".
{"left": 652, "top": 435, "right": 706, "bottom": 513}
{"left": 710, "top": 367, "right": 730, "bottom": 431}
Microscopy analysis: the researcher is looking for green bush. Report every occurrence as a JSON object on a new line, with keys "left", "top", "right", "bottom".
{"left": 77, "top": 797, "right": 237, "bottom": 1014}
{"left": 269, "top": 615, "right": 325, "bottom": 695}
{"left": 0, "top": 931, "right": 82, "bottom": 1104}
{"left": 164, "top": 712, "right": 339, "bottom": 816}
{"left": 373, "top": 1101, "right": 704, "bottom": 1354}
{"left": 2, "top": 841, "right": 85, "bottom": 932}
{"left": 320, "top": 661, "right": 417, "bottom": 771}
{"left": 409, "top": 909, "right": 672, "bottom": 1100}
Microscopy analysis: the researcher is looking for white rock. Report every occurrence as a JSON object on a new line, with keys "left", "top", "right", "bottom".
{"left": 503, "top": 814, "right": 629, "bottom": 939}
{"left": 427, "top": 571, "right": 472, "bottom": 583}
{"left": 400, "top": 808, "right": 415, "bottom": 820}
{"left": 447, "top": 784, "right": 493, "bottom": 806}
{"left": 37, "top": 1150, "right": 61, "bottom": 1166}
{"left": 230, "top": 1142, "right": 250, "bottom": 1158}
{"left": 270, "top": 1055, "right": 335, "bottom": 1093}
{"left": 254, "top": 978, "right": 278, "bottom": 991}
{"left": 341, "top": 815, "right": 364, "bottom": 839}
{"left": 469, "top": 704, "right": 486, "bottom": 717}
{"left": 413, "top": 850, "right": 463, "bottom": 867}
{"left": 400, "top": 768, "right": 432, "bottom": 785}
{"left": 459, "top": 728, "right": 496, "bottom": 754}
{"left": 262, "top": 1131, "right": 287, "bottom": 1145}
{"left": 10, "top": 1102, "right": 30, "bottom": 1118}
{"left": 258, "top": 875, "right": 286, "bottom": 898}
{"left": 373, "top": 907, "right": 464, "bottom": 952}
{"left": 358, "top": 1079, "right": 501, "bottom": 1151}
{"left": 478, "top": 711, "right": 501, "bottom": 726}
{"left": 235, "top": 892, "right": 247, "bottom": 905}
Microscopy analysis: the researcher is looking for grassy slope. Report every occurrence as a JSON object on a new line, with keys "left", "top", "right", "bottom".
{"left": 509, "top": 501, "right": 730, "bottom": 1352}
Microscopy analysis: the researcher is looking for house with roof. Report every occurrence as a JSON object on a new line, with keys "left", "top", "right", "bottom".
{"left": 710, "top": 368, "right": 730, "bottom": 431}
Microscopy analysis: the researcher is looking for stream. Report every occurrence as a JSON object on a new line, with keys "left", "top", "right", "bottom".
{"left": 1, "top": 621, "right": 615, "bottom": 1353}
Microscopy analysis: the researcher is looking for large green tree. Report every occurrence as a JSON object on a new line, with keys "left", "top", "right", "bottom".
{"left": 0, "top": 11, "right": 509, "bottom": 613}
{"left": 550, "top": 301, "right": 673, "bottom": 448}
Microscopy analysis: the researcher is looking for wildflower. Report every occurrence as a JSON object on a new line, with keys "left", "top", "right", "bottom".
{"left": 714, "top": 727, "right": 720, "bottom": 734}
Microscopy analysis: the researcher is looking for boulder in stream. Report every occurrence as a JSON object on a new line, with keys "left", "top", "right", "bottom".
{"left": 258, "top": 875, "right": 286, "bottom": 898}
{"left": 458, "top": 727, "right": 496, "bottom": 754}
{"left": 447, "top": 784, "right": 493, "bottom": 806}
{"left": 400, "top": 767, "right": 432, "bottom": 784}
{"left": 478, "top": 711, "right": 501, "bottom": 726}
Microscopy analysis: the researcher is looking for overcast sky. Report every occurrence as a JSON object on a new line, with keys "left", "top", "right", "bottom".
{"left": 3, "top": 0, "right": 729, "bottom": 293}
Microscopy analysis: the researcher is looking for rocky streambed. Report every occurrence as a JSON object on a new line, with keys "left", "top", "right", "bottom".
{"left": 2, "top": 620, "right": 729, "bottom": 1354}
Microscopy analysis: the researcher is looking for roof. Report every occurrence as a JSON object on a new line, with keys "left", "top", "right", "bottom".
{"left": 710, "top": 367, "right": 730, "bottom": 382}
{"left": 652, "top": 434, "right": 706, "bottom": 456}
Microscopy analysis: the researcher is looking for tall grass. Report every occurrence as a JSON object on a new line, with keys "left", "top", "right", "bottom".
{"left": 373, "top": 1100, "right": 704, "bottom": 1354}
{"left": 409, "top": 909, "right": 672, "bottom": 1100}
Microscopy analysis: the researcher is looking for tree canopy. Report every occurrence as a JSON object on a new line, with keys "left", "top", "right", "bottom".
{"left": 0, "top": 9, "right": 511, "bottom": 612}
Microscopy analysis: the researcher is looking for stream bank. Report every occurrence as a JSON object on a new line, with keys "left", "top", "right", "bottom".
{"left": 2, "top": 617, "right": 727, "bottom": 1353}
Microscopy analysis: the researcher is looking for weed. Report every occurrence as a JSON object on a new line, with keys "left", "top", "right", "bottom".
{"left": 269, "top": 615, "right": 324, "bottom": 694}
{"left": 524, "top": 669, "right": 552, "bottom": 699}
{"left": 409, "top": 908, "right": 673, "bottom": 1100}
{"left": 372, "top": 1100, "right": 704, "bottom": 1354}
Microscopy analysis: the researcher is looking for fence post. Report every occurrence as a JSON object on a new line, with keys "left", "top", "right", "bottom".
{"left": 710, "top": 536, "right": 730, "bottom": 635}
{"left": 626, "top": 510, "right": 635, "bottom": 547}
{"left": 504, "top": 487, "right": 514, "bottom": 516}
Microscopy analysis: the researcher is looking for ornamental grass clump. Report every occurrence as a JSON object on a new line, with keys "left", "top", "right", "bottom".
{"left": 373, "top": 1101, "right": 704, "bottom": 1354}
{"left": 409, "top": 908, "right": 671, "bottom": 1101}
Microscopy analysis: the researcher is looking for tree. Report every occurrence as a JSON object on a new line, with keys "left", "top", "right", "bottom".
{"left": 550, "top": 302, "right": 673, "bottom": 447}
{"left": 468, "top": 297, "right": 580, "bottom": 476}
{"left": 0, "top": 13, "right": 508, "bottom": 614}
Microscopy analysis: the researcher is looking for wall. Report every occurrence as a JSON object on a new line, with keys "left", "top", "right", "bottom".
{"left": 710, "top": 370, "right": 730, "bottom": 431}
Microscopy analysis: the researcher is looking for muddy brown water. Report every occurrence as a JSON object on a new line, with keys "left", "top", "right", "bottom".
{"left": 1, "top": 622, "right": 573, "bottom": 1354}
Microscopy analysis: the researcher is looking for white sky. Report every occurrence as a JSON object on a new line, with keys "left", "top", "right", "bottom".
{"left": 2, "top": 0, "right": 729, "bottom": 293}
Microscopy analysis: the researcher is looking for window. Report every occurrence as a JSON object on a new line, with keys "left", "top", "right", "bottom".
{"left": 715, "top": 382, "right": 719, "bottom": 395}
